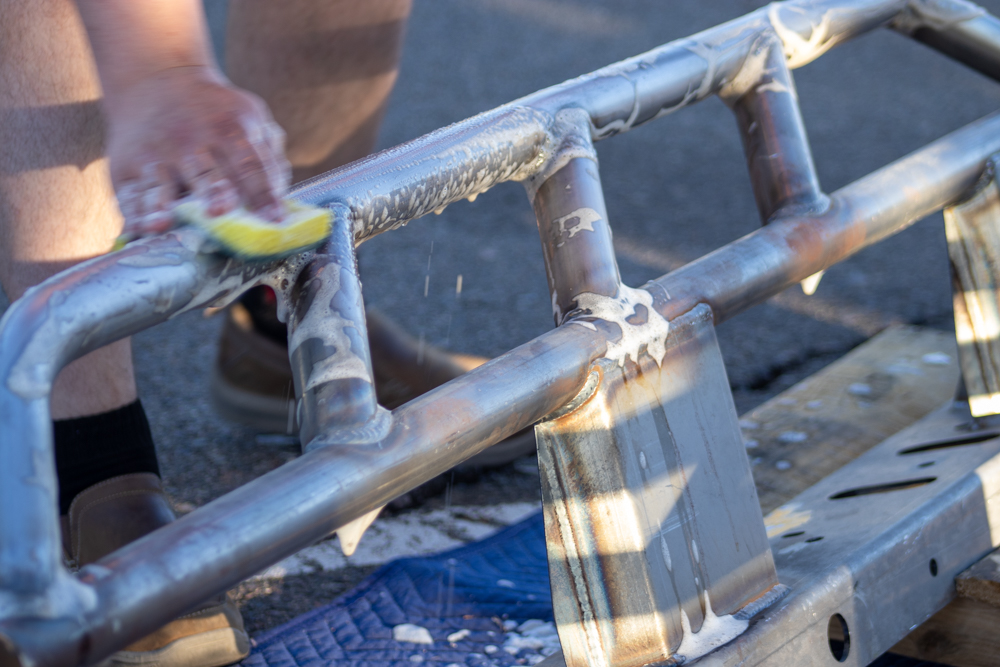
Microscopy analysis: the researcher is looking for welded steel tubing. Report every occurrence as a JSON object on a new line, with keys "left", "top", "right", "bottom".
{"left": 0, "top": 327, "right": 600, "bottom": 667}
{"left": 895, "top": 1, "right": 1000, "bottom": 82}
{"left": 728, "top": 35, "right": 828, "bottom": 222}
{"left": 649, "top": 110, "right": 1000, "bottom": 325}
{"left": 533, "top": 156, "right": 621, "bottom": 325}
{"left": 292, "top": 0, "right": 909, "bottom": 245}
{"left": 0, "top": 232, "right": 281, "bottom": 602}
{"left": 286, "top": 208, "right": 381, "bottom": 448}
{"left": 3, "top": 108, "right": 1000, "bottom": 667}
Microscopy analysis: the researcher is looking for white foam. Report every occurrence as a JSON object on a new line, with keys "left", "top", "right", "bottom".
{"left": 553, "top": 207, "right": 600, "bottom": 239}
{"left": 768, "top": 4, "right": 837, "bottom": 68}
{"left": 572, "top": 285, "right": 670, "bottom": 368}
{"left": 287, "top": 268, "right": 370, "bottom": 389}
{"left": 674, "top": 591, "right": 749, "bottom": 662}
{"left": 394, "top": 624, "right": 434, "bottom": 645}
{"left": 447, "top": 629, "right": 471, "bottom": 643}
{"left": 922, "top": 352, "right": 951, "bottom": 366}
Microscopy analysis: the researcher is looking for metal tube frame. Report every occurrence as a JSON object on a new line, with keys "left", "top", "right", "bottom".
{"left": 2, "top": 0, "right": 1000, "bottom": 664}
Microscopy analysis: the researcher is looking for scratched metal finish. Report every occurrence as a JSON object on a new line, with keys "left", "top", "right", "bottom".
{"left": 725, "top": 32, "right": 829, "bottom": 224}
{"left": 292, "top": 106, "right": 553, "bottom": 242}
{"left": 537, "top": 306, "right": 778, "bottom": 667}
{"left": 0, "top": 230, "right": 283, "bottom": 609}
{"left": 291, "top": 0, "right": 909, "bottom": 246}
{"left": 283, "top": 207, "right": 382, "bottom": 448}
{"left": 532, "top": 113, "right": 620, "bottom": 326}
{"left": 2, "top": 0, "right": 1000, "bottom": 663}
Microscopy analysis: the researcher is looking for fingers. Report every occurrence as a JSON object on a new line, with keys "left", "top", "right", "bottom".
{"left": 118, "top": 162, "right": 177, "bottom": 237}
{"left": 179, "top": 150, "right": 239, "bottom": 217}
{"left": 214, "top": 114, "right": 290, "bottom": 222}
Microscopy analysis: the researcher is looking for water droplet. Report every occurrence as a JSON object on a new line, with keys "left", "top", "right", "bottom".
{"left": 848, "top": 383, "right": 872, "bottom": 396}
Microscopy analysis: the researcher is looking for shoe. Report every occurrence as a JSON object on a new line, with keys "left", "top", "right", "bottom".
{"left": 61, "top": 473, "right": 250, "bottom": 667}
{"left": 211, "top": 300, "right": 297, "bottom": 434}
{"left": 211, "top": 293, "right": 537, "bottom": 468}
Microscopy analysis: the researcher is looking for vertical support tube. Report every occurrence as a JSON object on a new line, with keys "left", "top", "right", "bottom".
{"left": 531, "top": 110, "right": 622, "bottom": 325}
{"left": 944, "top": 157, "right": 1000, "bottom": 418}
{"left": 285, "top": 206, "right": 383, "bottom": 449}
{"left": 726, "top": 34, "right": 828, "bottom": 223}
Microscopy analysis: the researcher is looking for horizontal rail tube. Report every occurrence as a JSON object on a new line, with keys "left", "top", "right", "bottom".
{"left": 894, "top": 1, "right": 1000, "bottom": 82}
{"left": 6, "top": 106, "right": 1000, "bottom": 667}
{"left": 293, "top": 0, "right": 908, "bottom": 244}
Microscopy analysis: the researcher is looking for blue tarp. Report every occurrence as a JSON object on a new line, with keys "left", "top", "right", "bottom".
{"left": 240, "top": 511, "right": 943, "bottom": 667}
{"left": 242, "top": 512, "right": 552, "bottom": 667}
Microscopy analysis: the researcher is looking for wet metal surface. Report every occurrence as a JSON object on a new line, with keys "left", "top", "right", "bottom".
{"left": 537, "top": 306, "right": 777, "bottom": 667}
{"left": 3, "top": 0, "right": 1000, "bottom": 664}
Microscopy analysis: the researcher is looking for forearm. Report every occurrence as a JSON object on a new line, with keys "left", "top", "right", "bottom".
{"left": 75, "top": 0, "right": 218, "bottom": 120}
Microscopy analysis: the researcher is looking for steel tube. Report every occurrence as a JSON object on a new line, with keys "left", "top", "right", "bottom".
{"left": 727, "top": 34, "right": 828, "bottom": 222}
{"left": 0, "top": 327, "right": 599, "bottom": 667}
{"left": 649, "top": 109, "right": 1000, "bottom": 325}
{"left": 292, "top": 0, "right": 909, "bottom": 245}
{"left": 893, "top": 0, "right": 1000, "bottom": 82}
{"left": 3, "top": 107, "right": 998, "bottom": 667}
{"left": 285, "top": 207, "right": 382, "bottom": 448}
{"left": 532, "top": 113, "right": 621, "bottom": 324}
{"left": 0, "top": 231, "right": 281, "bottom": 605}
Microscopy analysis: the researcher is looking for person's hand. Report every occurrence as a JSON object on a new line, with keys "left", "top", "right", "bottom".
{"left": 106, "top": 65, "right": 291, "bottom": 236}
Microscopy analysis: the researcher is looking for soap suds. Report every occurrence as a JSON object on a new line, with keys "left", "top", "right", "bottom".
{"left": 287, "top": 268, "right": 370, "bottom": 389}
{"left": 570, "top": 285, "right": 670, "bottom": 368}
{"left": 768, "top": 4, "right": 837, "bottom": 68}
{"left": 660, "top": 535, "right": 673, "bottom": 571}
{"left": 394, "top": 623, "right": 434, "bottom": 645}
{"left": 553, "top": 207, "right": 601, "bottom": 239}
{"left": 674, "top": 591, "right": 749, "bottom": 662}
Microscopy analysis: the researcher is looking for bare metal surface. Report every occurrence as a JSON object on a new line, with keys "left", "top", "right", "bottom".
{"left": 944, "top": 157, "right": 1000, "bottom": 418}
{"left": 283, "top": 207, "right": 382, "bottom": 448}
{"left": 532, "top": 112, "right": 620, "bottom": 325}
{"left": 537, "top": 402, "right": 1000, "bottom": 667}
{"left": 2, "top": 0, "right": 1000, "bottom": 663}
{"left": 647, "top": 111, "right": 1000, "bottom": 326}
{"left": 292, "top": 0, "right": 908, "bottom": 246}
{"left": 726, "top": 33, "right": 829, "bottom": 223}
{"left": 689, "top": 402, "right": 1000, "bottom": 666}
{"left": 0, "top": 230, "right": 283, "bottom": 609}
{"left": 0, "top": 111, "right": 986, "bottom": 665}
{"left": 537, "top": 305, "right": 778, "bottom": 667}
{"left": 893, "top": 0, "right": 1000, "bottom": 79}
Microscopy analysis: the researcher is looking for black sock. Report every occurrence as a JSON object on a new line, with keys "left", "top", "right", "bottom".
{"left": 53, "top": 399, "right": 160, "bottom": 514}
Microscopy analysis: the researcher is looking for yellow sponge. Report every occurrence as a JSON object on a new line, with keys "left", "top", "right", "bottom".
{"left": 174, "top": 199, "right": 332, "bottom": 260}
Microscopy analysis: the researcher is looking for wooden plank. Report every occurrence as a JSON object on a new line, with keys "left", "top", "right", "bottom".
{"left": 891, "top": 546, "right": 1000, "bottom": 665}
{"left": 890, "top": 597, "right": 1000, "bottom": 667}
{"left": 956, "top": 546, "right": 1000, "bottom": 608}
{"left": 740, "top": 324, "right": 959, "bottom": 514}
{"left": 945, "top": 162, "right": 1000, "bottom": 418}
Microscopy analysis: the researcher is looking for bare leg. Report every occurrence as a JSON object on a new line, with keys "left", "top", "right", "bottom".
{"left": 0, "top": 0, "right": 136, "bottom": 419}
{"left": 225, "top": 0, "right": 412, "bottom": 182}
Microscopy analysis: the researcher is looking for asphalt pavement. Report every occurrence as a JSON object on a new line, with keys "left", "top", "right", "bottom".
{"left": 8, "top": 0, "right": 1000, "bottom": 638}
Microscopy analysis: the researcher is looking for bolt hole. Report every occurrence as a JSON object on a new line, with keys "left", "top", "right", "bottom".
{"left": 782, "top": 531, "right": 805, "bottom": 538}
{"left": 805, "top": 536, "right": 824, "bottom": 543}
{"left": 930, "top": 559, "right": 938, "bottom": 577}
{"left": 918, "top": 461, "right": 935, "bottom": 468}
{"left": 827, "top": 613, "right": 850, "bottom": 662}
